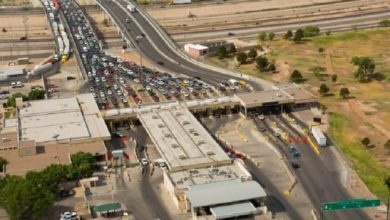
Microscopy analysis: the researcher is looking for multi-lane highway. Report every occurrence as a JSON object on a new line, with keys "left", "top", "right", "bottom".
{"left": 172, "top": 9, "right": 390, "bottom": 43}
{"left": 250, "top": 111, "right": 370, "bottom": 220}
{"left": 97, "top": 0, "right": 264, "bottom": 90}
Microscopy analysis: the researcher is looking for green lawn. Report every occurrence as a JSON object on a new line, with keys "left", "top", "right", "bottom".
{"left": 328, "top": 112, "right": 390, "bottom": 202}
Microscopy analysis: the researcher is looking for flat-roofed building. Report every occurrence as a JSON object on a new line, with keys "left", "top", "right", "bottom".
{"left": 185, "top": 179, "right": 267, "bottom": 219}
{"left": 163, "top": 161, "right": 253, "bottom": 211}
{"left": 0, "top": 93, "right": 110, "bottom": 175}
{"left": 138, "top": 106, "right": 231, "bottom": 172}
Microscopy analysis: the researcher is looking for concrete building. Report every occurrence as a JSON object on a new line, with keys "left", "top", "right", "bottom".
{"left": 184, "top": 44, "right": 209, "bottom": 57}
{"left": 0, "top": 93, "right": 110, "bottom": 175}
{"left": 138, "top": 105, "right": 231, "bottom": 172}
{"left": 0, "top": 66, "right": 26, "bottom": 81}
{"left": 163, "top": 161, "right": 254, "bottom": 211}
{"left": 185, "top": 179, "right": 267, "bottom": 219}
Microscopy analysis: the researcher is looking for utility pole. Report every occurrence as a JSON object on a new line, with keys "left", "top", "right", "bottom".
{"left": 22, "top": 15, "right": 29, "bottom": 57}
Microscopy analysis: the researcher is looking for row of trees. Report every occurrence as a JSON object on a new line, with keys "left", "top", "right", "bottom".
{"left": 217, "top": 44, "right": 236, "bottom": 60}
{"left": 7, "top": 89, "right": 45, "bottom": 108}
{"left": 283, "top": 26, "right": 321, "bottom": 43}
{"left": 0, "top": 152, "right": 96, "bottom": 220}
{"left": 258, "top": 32, "right": 275, "bottom": 41}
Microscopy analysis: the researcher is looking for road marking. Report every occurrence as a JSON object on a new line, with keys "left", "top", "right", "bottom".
{"left": 236, "top": 124, "right": 248, "bottom": 142}
{"left": 307, "top": 137, "right": 320, "bottom": 155}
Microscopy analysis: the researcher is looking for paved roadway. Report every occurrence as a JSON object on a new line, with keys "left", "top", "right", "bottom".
{"left": 251, "top": 113, "right": 370, "bottom": 220}
{"left": 172, "top": 9, "right": 390, "bottom": 42}
{"left": 97, "top": 0, "right": 263, "bottom": 90}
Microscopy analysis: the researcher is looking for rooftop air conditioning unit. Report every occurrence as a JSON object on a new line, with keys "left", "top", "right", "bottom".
{"left": 164, "top": 133, "right": 171, "bottom": 138}
{"left": 206, "top": 150, "right": 215, "bottom": 156}
{"left": 197, "top": 139, "right": 205, "bottom": 145}
{"left": 152, "top": 114, "right": 158, "bottom": 119}
{"left": 188, "top": 128, "right": 194, "bottom": 133}
{"left": 158, "top": 123, "right": 164, "bottom": 128}
{"left": 171, "top": 143, "right": 179, "bottom": 148}
{"left": 189, "top": 169, "right": 199, "bottom": 174}
{"left": 181, "top": 120, "right": 189, "bottom": 125}
{"left": 175, "top": 112, "right": 182, "bottom": 116}
{"left": 178, "top": 154, "right": 187, "bottom": 159}
{"left": 218, "top": 170, "right": 227, "bottom": 175}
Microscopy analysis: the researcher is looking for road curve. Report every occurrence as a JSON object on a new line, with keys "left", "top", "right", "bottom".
{"left": 97, "top": 0, "right": 264, "bottom": 90}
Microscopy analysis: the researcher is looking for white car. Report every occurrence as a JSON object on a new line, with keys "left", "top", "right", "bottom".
{"left": 258, "top": 114, "right": 265, "bottom": 120}
{"left": 136, "top": 35, "right": 143, "bottom": 40}
{"left": 60, "top": 212, "right": 78, "bottom": 220}
{"left": 141, "top": 158, "right": 148, "bottom": 166}
{"left": 107, "top": 90, "right": 112, "bottom": 95}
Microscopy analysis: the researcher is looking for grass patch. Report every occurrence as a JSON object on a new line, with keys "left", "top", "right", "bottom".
{"left": 328, "top": 112, "right": 390, "bottom": 202}
{"left": 4, "top": 111, "right": 14, "bottom": 119}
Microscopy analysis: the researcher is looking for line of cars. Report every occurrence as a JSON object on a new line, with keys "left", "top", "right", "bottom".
{"left": 60, "top": 0, "right": 224, "bottom": 109}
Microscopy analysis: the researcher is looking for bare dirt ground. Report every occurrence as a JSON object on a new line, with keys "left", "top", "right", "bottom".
{"left": 0, "top": 9, "right": 53, "bottom": 63}
{"left": 272, "top": 60, "right": 290, "bottom": 82}
{"left": 145, "top": 0, "right": 388, "bottom": 34}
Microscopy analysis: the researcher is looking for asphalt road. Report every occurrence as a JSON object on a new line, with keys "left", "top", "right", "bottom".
{"left": 253, "top": 113, "right": 370, "bottom": 220}
{"left": 97, "top": 0, "right": 263, "bottom": 90}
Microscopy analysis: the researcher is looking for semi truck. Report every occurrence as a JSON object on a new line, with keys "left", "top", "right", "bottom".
{"left": 311, "top": 125, "right": 326, "bottom": 147}
{"left": 127, "top": 3, "right": 136, "bottom": 12}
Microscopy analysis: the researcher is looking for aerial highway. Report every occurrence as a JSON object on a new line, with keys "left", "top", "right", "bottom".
{"left": 171, "top": 9, "right": 390, "bottom": 43}
{"left": 97, "top": 0, "right": 266, "bottom": 91}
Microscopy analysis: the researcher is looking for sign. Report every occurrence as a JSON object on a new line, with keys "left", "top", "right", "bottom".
{"left": 322, "top": 199, "right": 380, "bottom": 212}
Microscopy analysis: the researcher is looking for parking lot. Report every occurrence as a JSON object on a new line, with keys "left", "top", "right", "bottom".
{"left": 60, "top": 0, "right": 250, "bottom": 110}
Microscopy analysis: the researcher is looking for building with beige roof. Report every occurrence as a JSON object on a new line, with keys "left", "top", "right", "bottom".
{"left": 0, "top": 94, "right": 110, "bottom": 175}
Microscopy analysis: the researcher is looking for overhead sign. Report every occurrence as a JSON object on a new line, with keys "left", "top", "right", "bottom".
{"left": 322, "top": 199, "right": 380, "bottom": 212}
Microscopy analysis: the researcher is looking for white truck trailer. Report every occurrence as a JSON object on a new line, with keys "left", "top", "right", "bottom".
{"left": 311, "top": 125, "right": 326, "bottom": 147}
{"left": 127, "top": 3, "right": 136, "bottom": 12}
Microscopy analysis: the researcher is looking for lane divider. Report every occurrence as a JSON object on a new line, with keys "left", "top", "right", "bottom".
{"left": 307, "top": 137, "right": 321, "bottom": 155}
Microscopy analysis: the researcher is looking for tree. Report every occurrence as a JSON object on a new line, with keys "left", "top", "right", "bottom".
{"left": 0, "top": 157, "right": 7, "bottom": 172}
{"left": 2, "top": 28, "right": 6, "bottom": 33}
{"left": 228, "top": 44, "right": 236, "bottom": 54}
{"left": 102, "top": 18, "right": 109, "bottom": 26}
{"left": 284, "top": 30, "right": 293, "bottom": 40}
{"left": 339, "top": 87, "right": 350, "bottom": 99}
{"left": 0, "top": 175, "right": 55, "bottom": 220}
{"left": 379, "top": 19, "right": 390, "bottom": 27}
{"left": 247, "top": 48, "right": 257, "bottom": 59}
{"left": 217, "top": 46, "right": 227, "bottom": 59}
{"left": 361, "top": 137, "right": 370, "bottom": 146}
{"left": 318, "top": 47, "right": 324, "bottom": 53}
{"left": 290, "top": 69, "right": 303, "bottom": 83}
{"left": 258, "top": 32, "right": 267, "bottom": 41}
{"left": 236, "top": 52, "right": 247, "bottom": 64}
{"left": 69, "top": 152, "right": 96, "bottom": 179}
{"left": 268, "top": 32, "right": 275, "bottom": 41}
{"left": 385, "top": 175, "right": 390, "bottom": 220}
{"left": 331, "top": 74, "right": 337, "bottom": 82}
{"left": 351, "top": 56, "right": 375, "bottom": 82}
{"left": 319, "top": 84, "right": 330, "bottom": 96}
{"left": 293, "top": 29, "right": 304, "bottom": 43}
{"left": 303, "top": 26, "right": 320, "bottom": 37}
{"left": 384, "top": 139, "right": 390, "bottom": 153}
{"left": 6, "top": 92, "right": 28, "bottom": 108}
{"left": 255, "top": 56, "right": 269, "bottom": 71}
{"left": 28, "top": 89, "right": 45, "bottom": 100}
{"left": 268, "top": 63, "right": 276, "bottom": 72}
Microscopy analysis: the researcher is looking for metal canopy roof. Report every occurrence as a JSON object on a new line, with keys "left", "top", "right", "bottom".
{"left": 210, "top": 202, "right": 258, "bottom": 219}
{"left": 185, "top": 180, "right": 266, "bottom": 208}
{"left": 92, "top": 203, "right": 121, "bottom": 212}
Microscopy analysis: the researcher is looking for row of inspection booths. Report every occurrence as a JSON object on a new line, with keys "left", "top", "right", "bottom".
{"left": 102, "top": 83, "right": 317, "bottom": 126}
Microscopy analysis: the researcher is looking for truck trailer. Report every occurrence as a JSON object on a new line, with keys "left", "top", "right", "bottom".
{"left": 127, "top": 3, "right": 136, "bottom": 12}
{"left": 311, "top": 125, "right": 326, "bottom": 147}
